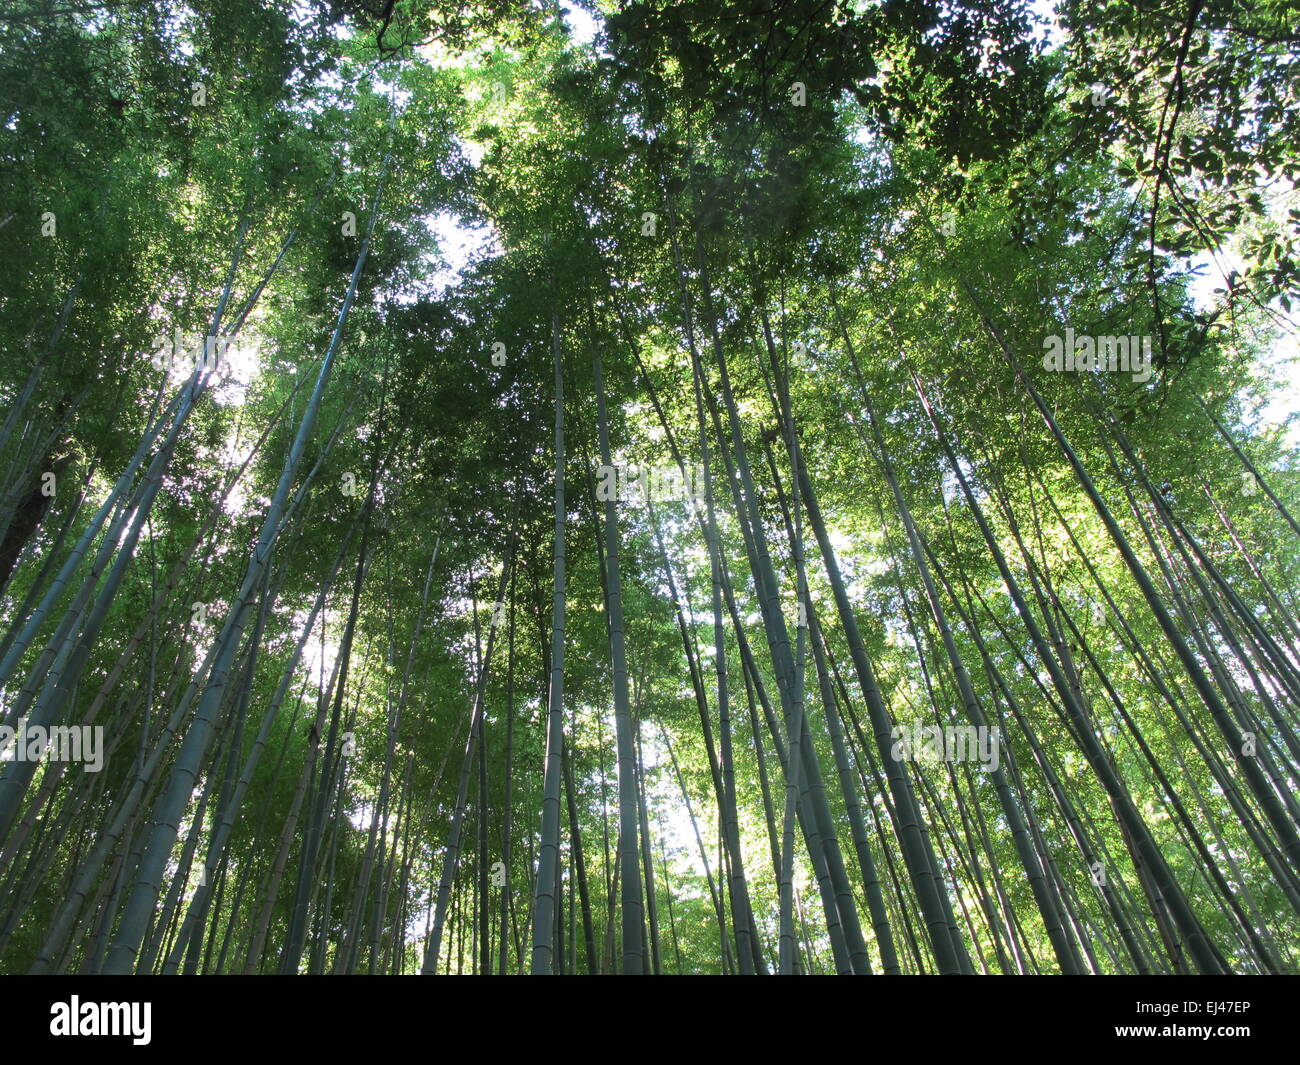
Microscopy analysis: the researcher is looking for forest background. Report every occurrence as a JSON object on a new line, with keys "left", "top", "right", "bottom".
{"left": 0, "top": 0, "right": 1298, "bottom": 975}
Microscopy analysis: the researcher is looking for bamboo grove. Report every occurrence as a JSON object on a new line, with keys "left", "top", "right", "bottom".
{"left": 0, "top": 0, "right": 1298, "bottom": 976}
